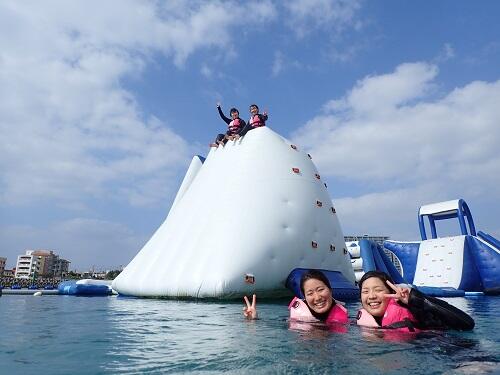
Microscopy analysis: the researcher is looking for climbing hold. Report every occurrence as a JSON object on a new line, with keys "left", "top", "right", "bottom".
{"left": 307, "top": 153, "right": 312, "bottom": 159}
{"left": 330, "top": 244, "right": 335, "bottom": 252}
{"left": 324, "top": 183, "right": 327, "bottom": 188}
{"left": 292, "top": 167, "right": 300, "bottom": 174}
{"left": 343, "top": 248, "right": 348, "bottom": 255}
{"left": 311, "top": 241, "right": 318, "bottom": 249}
{"left": 315, "top": 173, "right": 321, "bottom": 179}
{"left": 290, "top": 144, "right": 297, "bottom": 150}
{"left": 316, "top": 200, "right": 323, "bottom": 207}
{"left": 330, "top": 207, "right": 336, "bottom": 214}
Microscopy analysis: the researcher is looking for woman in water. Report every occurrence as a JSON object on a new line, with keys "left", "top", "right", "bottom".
{"left": 357, "top": 270, "right": 475, "bottom": 331}
{"left": 243, "top": 269, "right": 348, "bottom": 325}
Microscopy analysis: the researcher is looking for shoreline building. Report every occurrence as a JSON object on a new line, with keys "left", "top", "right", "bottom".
{"left": 0, "top": 257, "right": 6, "bottom": 276}
{"left": 15, "top": 250, "right": 70, "bottom": 279}
{"left": 344, "top": 235, "right": 390, "bottom": 246}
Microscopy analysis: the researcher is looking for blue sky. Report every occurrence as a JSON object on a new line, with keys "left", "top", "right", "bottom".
{"left": 1, "top": 0, "right": 499, "bottom": 270}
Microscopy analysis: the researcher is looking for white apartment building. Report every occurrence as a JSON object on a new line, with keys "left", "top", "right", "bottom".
{"left": 14, "top": 250, "right": 70, "bottom": 279}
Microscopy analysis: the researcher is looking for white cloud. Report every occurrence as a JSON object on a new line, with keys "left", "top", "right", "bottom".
{"left": 272, "top": 51, "right": 284, "bottom": 76}
{"left": 283, "top": 0, "right": 361, "bottom": 38}
{"left": 435, "top": 43, "right": 455, "bottom": 63}
{"left": 0, "top": 1, "right": 277, "bottom": 208}
{"left": 0, "top": 218, "right": 146, "bottom": 269}
{"left": 293, "top": 62, "right": 500, "bottom": 239}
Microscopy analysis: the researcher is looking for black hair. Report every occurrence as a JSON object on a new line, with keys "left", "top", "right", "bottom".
{"left": 358, "top": 270, "right": 395, "bottom": 294}
{"left": 229, "top": 107, "right": 239, "bottom": 115}
{"left": 249, "top": 104, "right": 259, "bottom": 111}
{"left": 299, "top": 269, "right": 332, "bottom": 296}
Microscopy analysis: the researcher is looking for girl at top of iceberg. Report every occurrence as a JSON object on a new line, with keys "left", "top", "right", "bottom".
{"left": 238, "top": 104, "right": 268, "bottom": 138}
{"left": 243, "top": 269, "right": 348, "bottom": 325}
{"left": 210, "top": 103, "right": 246, "bottom": 147}
{"left": 357, "top": 271, "right": 474, "bottom": 331}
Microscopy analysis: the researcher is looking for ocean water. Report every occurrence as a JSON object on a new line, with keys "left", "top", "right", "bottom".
{"left": 0, "top": 294, "right": 498, "bottom": 374}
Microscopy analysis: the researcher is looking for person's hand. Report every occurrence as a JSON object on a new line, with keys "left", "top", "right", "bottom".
{"left": 243, "top": 294, "right": 258, "bottom": 320}
{"left": 216, "top": 102, "right": 221, "bottom": 108}
{"left": 233, "top": 134, "right": 240, "bottom": 140}
{"left": 384, "top": 280, "right": 410, "bottom": 305}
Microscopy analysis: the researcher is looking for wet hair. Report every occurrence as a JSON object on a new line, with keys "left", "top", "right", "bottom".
{"left": 230, "top": 107, "right": 239, "bottom": 115}
{"left": 299, "top": 269, "right": 332, "bottom": 296}
{"left": 358, "top": 270, "right": 395, "bottom": 294}
{"left": 249, "top": 104, "right": 259, "bottom": 111}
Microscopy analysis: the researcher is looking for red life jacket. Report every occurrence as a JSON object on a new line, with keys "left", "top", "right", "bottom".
{"left": 288, "top": 296, "right": 348, "bottom": 324}
{"left": 228, "top": 118, "right": 242, "bottom": 134}
{"left": 356, "top": 299, "right": 420, "bottom": 332}
{"left": 249, "top": 114, "right": 265, "bottom": 128}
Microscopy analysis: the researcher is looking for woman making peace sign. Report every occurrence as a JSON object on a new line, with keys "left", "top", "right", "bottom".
{"left": 357, "top": 271, "right": 475, "bottom": 332}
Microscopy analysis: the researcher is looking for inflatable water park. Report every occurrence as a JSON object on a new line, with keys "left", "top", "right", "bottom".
{"left": 108, "top": 127, "right": 500, "bottom": 300}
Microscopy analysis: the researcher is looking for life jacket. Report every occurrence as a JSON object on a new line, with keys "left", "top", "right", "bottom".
{"left": 288, "top": 296, "right": 348, "bottom": 324}
{"left": 249, "top": 114, "right": 265, "bottom": 128}
{"left": 228, "top": 118, "right": 242, "bottom": 134}
{"left": 356, "top": 299, "right": 420, "bottom": 333}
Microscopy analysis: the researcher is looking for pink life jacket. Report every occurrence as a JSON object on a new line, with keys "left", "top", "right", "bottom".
{"left": 288, "top": 296, "right": 348, "bottom": 324}
{"left": 249, "top": 114, "right": 265, "bottom": 128}
{"left": 228, "top": 118, "right": 242, "bottom": 134}
{"left": 356, "top": 299, "right": 420, "bottom": 332}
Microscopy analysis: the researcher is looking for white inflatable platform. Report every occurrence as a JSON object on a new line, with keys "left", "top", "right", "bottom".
{"left": 113, "top": 127, "right": 355, "bottom": 298}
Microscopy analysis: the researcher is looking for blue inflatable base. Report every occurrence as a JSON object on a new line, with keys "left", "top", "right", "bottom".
{"left": 285, "top": 268, "right": 359, "bottom": 301}
{"left": 58, "top": 281, "right": 112, "bottom": 296}
{"left": 415, "top": 286, "right": 465, "bottom": 297}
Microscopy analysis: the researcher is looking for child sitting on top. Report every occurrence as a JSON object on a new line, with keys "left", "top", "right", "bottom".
{"left": 210, "top": 103, "right": 246, "bottom": 147}
{"left": 237, "top": 104, "right": 268, "bottom": 138}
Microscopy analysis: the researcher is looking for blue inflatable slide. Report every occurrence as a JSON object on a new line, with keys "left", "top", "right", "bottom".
{"left": 349, "top": 199, "right": 499, "bottom": 297}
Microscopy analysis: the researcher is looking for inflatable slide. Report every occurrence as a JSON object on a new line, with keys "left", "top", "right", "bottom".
{"left": 371, "top": 199, "right": 499, "bottom": 296}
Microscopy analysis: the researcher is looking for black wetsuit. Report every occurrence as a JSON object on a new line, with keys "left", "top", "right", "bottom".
{"left": 214, "top": 106, "right": 246, "bottom": 144}
{"left": 407, "top": 288, "right": 475, "bottom": 331}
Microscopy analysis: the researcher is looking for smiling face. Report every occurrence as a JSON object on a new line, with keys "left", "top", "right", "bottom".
{"left": 360, "top": 277, "right": 391, "bottom": 317}
{"left": 230, "top": 110, "right": 239, "bottom": 119}
{"left": 249, "top": 105, "right": 258, "bottom": 115}
{"left": 303, "top": 278, "right": 333, "bottom": 314}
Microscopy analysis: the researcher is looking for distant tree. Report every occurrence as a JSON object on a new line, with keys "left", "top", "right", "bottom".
{"left": 66, "top": 271, "right": 81, "bottom": 279}
{"left": 105, "top": 270, "right": 121, "bottom": 280}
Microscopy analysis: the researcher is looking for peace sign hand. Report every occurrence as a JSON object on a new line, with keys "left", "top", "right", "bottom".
{"left": 243, "top": 294, "right": 258, "bottom": 320}
{"left": 384, "top": 281, "right": 411, "bottom": 305}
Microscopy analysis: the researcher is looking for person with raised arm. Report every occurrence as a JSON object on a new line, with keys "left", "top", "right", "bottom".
{"left": 357, "top": 270, "right": 475, "bottom": 332}
{"left": 210, "top": 103, "right": 246, "bottom": 147}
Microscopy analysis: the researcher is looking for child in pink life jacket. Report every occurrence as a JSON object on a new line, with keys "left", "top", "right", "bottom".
{"left": 210, "top": 103, "right": 246, "bottom": 147}
{"left": 243, "top": 270, "right": 348, "bottom": 325}
{"left": 238, "top": 104, "right": 268, "bottom": 138}
{"left": 357, "top": 271, "right": 474, "bottom": 332}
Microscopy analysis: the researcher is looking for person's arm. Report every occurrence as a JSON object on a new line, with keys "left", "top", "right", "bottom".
{"left": 407, "top": 288, "right": 475, "bottom": 331}
{"left": 243, "top": 294, "right": 258, "bottom": 320}
{"left": 217, "top": 104, "right": 231, "bottom": 124}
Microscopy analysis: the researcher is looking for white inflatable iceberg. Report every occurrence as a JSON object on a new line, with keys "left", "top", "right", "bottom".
{"left": 113, "top": 127, "right": 355, "bottom": 298}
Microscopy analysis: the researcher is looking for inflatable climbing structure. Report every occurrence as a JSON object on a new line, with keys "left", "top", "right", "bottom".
{"left": 113, "top": 127, "right": 357, "bottom": 298}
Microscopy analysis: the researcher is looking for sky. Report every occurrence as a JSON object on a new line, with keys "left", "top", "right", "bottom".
{"left": 1, "top": 0, "right": 499, "bottom": 270}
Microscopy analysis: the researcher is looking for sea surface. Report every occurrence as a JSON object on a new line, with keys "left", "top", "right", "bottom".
{"left": 1, "top": 294, "right": 499, "bottom": 374}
